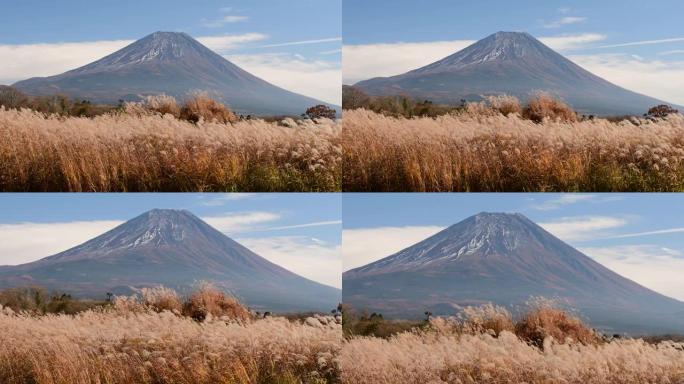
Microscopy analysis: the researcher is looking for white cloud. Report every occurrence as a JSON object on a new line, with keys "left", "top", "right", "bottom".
{"left": 202, "top": 15, "right": 249, "bottom": 28}
{"left": 227, "top": 53, "right": 341, "bottom": 104}
{"left": 260, "top": 37, "right": 342, "bottom": 48}
{"left": 342, "top": 34, "right": 605, "bottom": 84}
{"left": 544, "top": 16, "right": 587, "bottom": 29}
{"left": 580, "top": 245, "right": 684, "bottom": 301}
{"left": 342, "top": 226, "right": 444, "bottom": 271}
{"left": 0, "top": 33, "right": 267, "bottom": 85}
{"left": 538, "top": 216, "right": 628, "bottom": 241}
{"left": 201, "top": 212, "right": 281, "bottom": 234}
{"left": 236, "top": 236, "right": 341, "bottom": 288}
{"left": 568, "top": 53, "right": 684, "bottom": 105}
{"left": 0, "top": 220, "right": 123, "bottom": 266}
{"left": 538, "top": 33, "right": 606, "bottom": 51}
{"left": 343, "top": 40, "right": 474, "bottom": 84}
{"left": 0, "top": 39, "right": 132, "bottom": 85}
{"left": 532, "top": 194, "right": 596, "bottom": 210}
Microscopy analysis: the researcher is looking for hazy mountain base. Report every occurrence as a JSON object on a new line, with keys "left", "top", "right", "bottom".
{"left": 0, "top": 107, "right": 341, "bottom": 192}
{"left": 343, "top": 108, "right": 684, "bottom": 192}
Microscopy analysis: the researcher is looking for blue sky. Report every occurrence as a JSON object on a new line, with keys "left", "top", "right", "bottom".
{"left": 343, "top": 0, "right": 684, "bottom": 105}
{"left": 0, "top": 0, "right": 341, "bottom": 104}
{"left": 343, "top": 193, "right": 684, "bottom": 300}
{"left": 0, "top": 193, "right": 342, "bottom": 288}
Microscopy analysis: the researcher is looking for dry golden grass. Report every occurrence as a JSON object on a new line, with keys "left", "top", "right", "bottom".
{"left": 341, "top": 305, "right": 684, "bottom": 384}
{"left": 0, "top": 107, "right": 340, "bottom": 191}
{"left": 343, "top": 108, "right": 684, "bottom": 191}
{"left": 0, "top": 300, "right": 341, "bottom": 383}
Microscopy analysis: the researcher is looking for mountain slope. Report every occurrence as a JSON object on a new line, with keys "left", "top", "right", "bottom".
{"left": 354, "top": 31, "right": 681, "bottom": 116}
{"left": 13, "top": 31, "right": 338, "bottom": 116}
{"left": 0, "top": 209, "right": 340, "bottom": 312}
{"left": 343, "top": 212, "right": 684, "bottom": 334}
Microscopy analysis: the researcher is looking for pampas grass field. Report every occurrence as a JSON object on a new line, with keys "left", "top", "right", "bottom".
{"left": 340, "top": 304, "right": 684, "bottom": 384}
{"left": 0, "top": 107, "right": 341, "bottom": 192}
{"left": 0, "top": 286, "right": 342, "bottom": 384}
{"left": 342, "top": 108, "right": 684, "bottom": 192}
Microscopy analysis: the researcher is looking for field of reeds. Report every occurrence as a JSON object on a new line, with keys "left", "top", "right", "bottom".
{"left": 0, "top": 286, "right": 342, "bottom": 384}
{"left": 0, "top": 97, "right": 341, "bottom": 192}
{"left": 343, "top": 104, "right": 684, "bottom": 192}
{"left": 340, "top": 304, "right": 684, "bottom": 384}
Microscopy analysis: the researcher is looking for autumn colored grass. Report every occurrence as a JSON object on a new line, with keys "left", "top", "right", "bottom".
{"left": 0, "top": 288, "right": 341, "bottom": 384}
{"left": 0, "top": 107, "right": 340, "bottom": 192}
{"left": 343, "top": 108, "right": 684, "bottom": 192}
{"left": 341, "top": 304, "right": 684, "bottom": 384}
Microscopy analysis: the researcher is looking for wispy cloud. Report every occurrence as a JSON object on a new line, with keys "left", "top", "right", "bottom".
{"left": 260, "top": 37, "right": 341, "bottom": 48}
{"left": 236, "top": 236, "right": 341, "bottom": 288}
{"left": 581, "top": 245, "right": 684, "bottom": 300}
{"left": 607, "top": 227, "right": 684, "bottom": 239}
{"left": 538, "top": 216, "right": 629, "bottom": 241}
{"left": 532, "top": 194, "right": 596, "bottom": 211}
{"left": 544, "top": 16, "right": 587, "bottom": 29}
{"left": 200, "top": 194, "right": 255, "bottom": 206}
{"left": 202, "top": 15, "right": 249, "bottom": 28}
{"left": 196, "top": 33, "right": 267, "bottom": 53}
{"left": 342, "top": 226, "right": 445, "bottom": 271}
{"left": 201, "top": 212, "right": 281, "bottom": 234}
{"left": 597, "top": 37, "right": 684, "bottom": 49}
{"left": 202, "top": 8, "right": 249, "bottom": 28}
{"left": 660, "top": 50, "right": 684, "bottom": 56}
{"left": 0, "top": 220, "right": 123, "bottom": 265}
{"left": 538, "top": 33, "right": 606, "bottom": 50}
{"left": 266, "top": 220, "right": 342, "bottom": 231}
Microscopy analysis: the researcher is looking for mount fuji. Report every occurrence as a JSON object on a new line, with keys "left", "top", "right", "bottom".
{"left": 0, "top": 209, "right": 340, "bottom": 312}
{"left": 13, "top": 31, "right": 338, "bottom": 116}
{"left": 343, "top": 212, "right": 684, "bottom": 334}
{"left": 354, "top": 31, "right": 681, "bottom": 116}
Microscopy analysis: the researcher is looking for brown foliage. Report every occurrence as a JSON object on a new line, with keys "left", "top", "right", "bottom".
{"left": 180, "top": 93, "right": 238, "bottom": 123}
{"left": 522, "top": 93, "right": 577, "bottom": 123}
{"left": 182, "top": 284, "right": 251, "bottom": 322}
{"left": 515, "top": 307, "right": 599, "bottom": 348}
{"left": 647, "top": 104, "right": 679, "bottom": 118}
{"left": 305, "top": 104, "right": 337, "bottom": 120}
{"left": 0, "top": 86, "right": 29, "bottom": 109}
